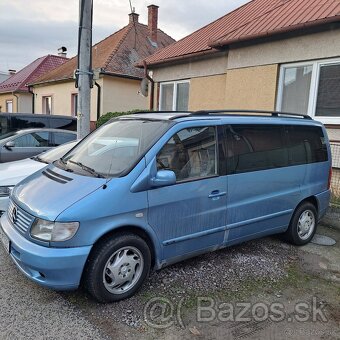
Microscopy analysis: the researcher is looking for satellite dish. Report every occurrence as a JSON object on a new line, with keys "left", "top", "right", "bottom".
{"left": 140, "top": 78, "right": 149, "bottom": 97}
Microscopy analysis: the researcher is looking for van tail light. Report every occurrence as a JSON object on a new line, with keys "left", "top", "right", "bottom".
{"left": 328, "top": 167, "right": 332, "bottom": 190}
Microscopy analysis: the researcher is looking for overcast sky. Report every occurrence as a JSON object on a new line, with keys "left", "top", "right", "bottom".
{"left": 0, "top": 0, "right": 250, "bottom": 72}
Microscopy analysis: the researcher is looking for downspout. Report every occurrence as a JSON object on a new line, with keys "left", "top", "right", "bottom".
{"left": 12, "top": 92, "right": 19, "bottom": 113}
{"left": 143, "top": 60, "right": 154, "bottom": 111}
{"left": 28, "top": 86, "right": 35, "bottom": 113}
{"left": 95, "top": 81, "right": 101, "bottom": 121}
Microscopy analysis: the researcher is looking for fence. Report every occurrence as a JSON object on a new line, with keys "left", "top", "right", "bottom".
{"left": 330, "top": 143, "right": 340, "bottom": 204}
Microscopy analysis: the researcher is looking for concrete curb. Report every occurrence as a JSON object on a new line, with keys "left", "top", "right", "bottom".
{"left": 320, "top": 203, "right": 340, "bottom": 231}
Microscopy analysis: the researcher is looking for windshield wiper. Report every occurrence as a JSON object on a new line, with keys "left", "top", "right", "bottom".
{"left": 67, "top": 160, "right": 104, "bottom": 178}
{"left": 32, "top": 156, "right": 49, "bottom": 164}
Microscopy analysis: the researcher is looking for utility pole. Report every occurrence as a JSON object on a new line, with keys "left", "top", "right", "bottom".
{"left": 76, "top": 0, "right": 93, "bottom": 139}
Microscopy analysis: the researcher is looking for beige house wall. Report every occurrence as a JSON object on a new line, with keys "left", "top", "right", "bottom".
{"left": 228, "top": 29, "right": 340, "bottom": 70}
{"left": 152, "top": 52, "right": 228, "bottom": 82}
{"left": 33, "top": 79, "right": 102, "bottom": 121}
{"left": 101, "top": 76, "right": 148, "bottom": 114}
{"left": 188, "top": 74, "right": 227, "bottom": 110}
{"left": 224, "top": 64, "right": 278, "bottom": 110}
{"left": 33, "top": 76, "right": 147, "bottom": 121}
{"left": 0, "top": 93, "right": 17, "bottom": 113}
{"left": 18, "top": 93, "right": 33, "bottom": 113}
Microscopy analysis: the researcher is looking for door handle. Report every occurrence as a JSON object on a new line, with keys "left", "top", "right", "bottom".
{"left": 208, "top": 191, "right": 227, "bottom": 199}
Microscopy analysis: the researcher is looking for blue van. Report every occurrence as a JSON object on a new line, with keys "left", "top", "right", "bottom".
{"left": 0, "top": 111, "right": 332, "bottom": 302}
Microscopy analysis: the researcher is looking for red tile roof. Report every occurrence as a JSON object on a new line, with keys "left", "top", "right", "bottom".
{"left": 142, "top": 0, "right": 340, "bottom": 67}
{"left": 33, "top": 21, "right": 175, "bottom": 85}
{"left": 0, "top": 55, "right": 68, "bottom": 93}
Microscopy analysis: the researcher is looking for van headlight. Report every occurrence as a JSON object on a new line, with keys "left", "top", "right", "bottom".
{"left": 30, "top": 218, "right": 79, "bottom": 242}
{"left": 0, "top": 186, "right": 14, "bottom": 197}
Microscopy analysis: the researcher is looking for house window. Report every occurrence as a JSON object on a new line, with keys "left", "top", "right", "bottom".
{"left": 71, "top": 93, "right": 78, "bottom": 117}
{"left": 160, "top": 81, "right": 190, "bottom": 111}
{"left": 277, "top": 58, "right": 340, "bottom": 124}
{"left": 42, "top": 96, "right": 52, "bottom": 115}
{"left": 6, "top": 100, "right": 13, "bottom": 113}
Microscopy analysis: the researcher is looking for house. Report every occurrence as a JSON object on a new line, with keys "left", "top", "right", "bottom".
{"left": 141, "top": 0, "right": 340, "bottom": 141}
{"left": 0, "top": 55, "right": 68, "bottom": 113}
{"left": 30, "top": 5, "right": 175, "bottom": 127}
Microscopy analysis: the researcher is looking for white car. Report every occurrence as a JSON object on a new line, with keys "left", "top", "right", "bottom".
{"left": 0, "top": 141, "right": 77, "bottom": 215}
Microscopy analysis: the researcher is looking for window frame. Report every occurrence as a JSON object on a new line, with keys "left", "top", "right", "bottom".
{"left": 42, "top": 95, "right": 53, "bottom": 115}
{"left": 159, "top": 80, "right": 190, "bottom": 111}
{"left": 71, "top": 93, "right": 78, "bottom": 117}
{"left": 276, "top": 57, "right": 340, "bottom": 125}
{"left": 6, "top": 100, "right": 13, "bottom": 113}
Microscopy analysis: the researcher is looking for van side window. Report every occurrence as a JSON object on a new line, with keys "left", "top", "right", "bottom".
{"left": 157, "top": 126, "right": 217, "bottom": 182}
{"left": 225, "top": 125, "right": 288, "bottom": 174}
{"left": 286, "top": 125, "right": 328, "bottom": 165}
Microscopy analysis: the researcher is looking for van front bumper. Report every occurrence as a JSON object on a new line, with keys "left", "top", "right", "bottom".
{"left": 0, "top": 213, "right": 91, "bottom": 291}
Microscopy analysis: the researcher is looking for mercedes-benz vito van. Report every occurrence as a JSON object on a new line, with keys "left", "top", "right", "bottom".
{"left": 0, "top": 110, "right": 332, "bottom": 302}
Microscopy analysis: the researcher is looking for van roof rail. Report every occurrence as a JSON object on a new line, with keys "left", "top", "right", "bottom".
{"left": 191, "top": 109, "right": 313, "bottom": 120}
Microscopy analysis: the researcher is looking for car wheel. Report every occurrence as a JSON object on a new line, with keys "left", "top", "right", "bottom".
{"left": 284, "top": 202, "right": 317, "bottom": 245}
{"left": 84, "top": 233, "right": 151, "bottom": 303}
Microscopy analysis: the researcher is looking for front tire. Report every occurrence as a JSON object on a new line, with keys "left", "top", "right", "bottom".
{"left": 84, "top": 233, "right": 151, "bottom": 303}
{"left": 284, "top": 202, "right": 317, "bottom": 245}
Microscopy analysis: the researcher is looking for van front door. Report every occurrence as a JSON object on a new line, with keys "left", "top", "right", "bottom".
{"left": 147, "top": 126, "right": 227, "bottom": 262}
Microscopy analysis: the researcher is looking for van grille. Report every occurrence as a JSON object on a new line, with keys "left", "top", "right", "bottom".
{"left": 7, "top": 200, "right": 35, "bottom": 234}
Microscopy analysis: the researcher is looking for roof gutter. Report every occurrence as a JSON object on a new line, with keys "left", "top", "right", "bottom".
{"left": 209, "top": 16, "right": 340, "bottom": 48}
{"left": 12, "top": 92, "right": 19, "bottom": 113}
{"left": 137, "top": 48, "right": 221, "bottom": 69}
{"left": 143, "top": 60, "right": 154, "bottom": 111}
{"left": 28, "top": 86, "right": 35, "bottom": 114}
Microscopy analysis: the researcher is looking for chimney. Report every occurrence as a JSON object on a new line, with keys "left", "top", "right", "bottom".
{"left": 148, "top": 4, "right": 159, "bottom": 43}
{"left": 8, "top": 69, "right": 16, "bottom": 75}
{"left": 129, "top": 8, "right": 139, "bottom": 24}
{"left": 58, "top": 46, "right": 67, "bottom": 58}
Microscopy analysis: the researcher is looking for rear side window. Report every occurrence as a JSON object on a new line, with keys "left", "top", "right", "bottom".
{"left": 10, "top": 116, "right": 48, "bottom": 130}
{"left": 51, "top": 132, "right": 76, "bottom": 146}
{"left": 287, "top": 125, "right": 328, "bottom": 165}
{"left": 49, "top": 117, "right": 77, "bottom": 131}
{"left": 0, "top": 115, "right": 9, "bottom": 136}
{"left": 157, "top": 126, "right": 217, "bottom": 182}
{"left": 225, "top": 125, "right": 288, "bottom": 174}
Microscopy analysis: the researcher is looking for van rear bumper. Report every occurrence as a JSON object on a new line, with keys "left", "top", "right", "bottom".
{"left": 0, "top": 213, "right": 91, "bottom": 291}
{"left": 315, "top": 189, "right": 331, "bottom": 221}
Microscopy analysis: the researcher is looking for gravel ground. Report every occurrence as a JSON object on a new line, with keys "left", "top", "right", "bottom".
{"left": 0, "top": 245, "right": 105, "bottom": 340}
{"left": 61, "top": 237, "right": 298, "bottom": 329}
{"left": 0, "top": 228, "right": 338, "bottom": 340}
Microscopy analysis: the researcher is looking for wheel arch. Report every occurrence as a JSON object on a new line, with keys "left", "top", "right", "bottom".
{"left": 86, "top": 225, "right": 159, "bottom": 270}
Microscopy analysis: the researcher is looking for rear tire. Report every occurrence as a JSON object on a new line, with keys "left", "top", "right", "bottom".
{"left": 83, "top": 233, "right": 151, "bottom": 303}
{"left": 283, "top": 202, "right": 317, "bottom": 245}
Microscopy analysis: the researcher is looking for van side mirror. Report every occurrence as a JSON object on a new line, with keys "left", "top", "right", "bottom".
{"left": 4, "top": 141, "right": 15, "bottom": 149}
{"left": 150, "top": 170, "right": 176, "bottom": 187}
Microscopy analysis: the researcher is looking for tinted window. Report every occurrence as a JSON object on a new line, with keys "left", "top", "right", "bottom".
{"left": 226, "top": 125, "right": 288, "bottom": 174}
{"left": 10, "top": 116, "right": 48, "bottom": 130}
{"left": 157, "top": 126, "right": 217, "bottom": 182}
{"left": 287, "top": 125, "right": 328, "bottom": 165}
{"left": 51, "top": 132, "right": 76, "bottom": 146}
{"left": 13, "top": 132, "right": 49, "bottom": 147}
{"left": 48, "top": 117, "right": 77, "bottom": 131}
{"left": 0, "top": 115, "right": 9, "bottom": 136}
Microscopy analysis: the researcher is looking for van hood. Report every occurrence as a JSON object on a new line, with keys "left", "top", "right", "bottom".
{"left": 0, "top": 158, "right": 46, "bottom": 186}
{"left": 12, "top": 164, "right": 107, "bottom": 221}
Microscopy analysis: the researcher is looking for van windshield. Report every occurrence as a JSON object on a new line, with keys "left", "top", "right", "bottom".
{"left": 59, "top": 118, "right": 171, "bottom": 177}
